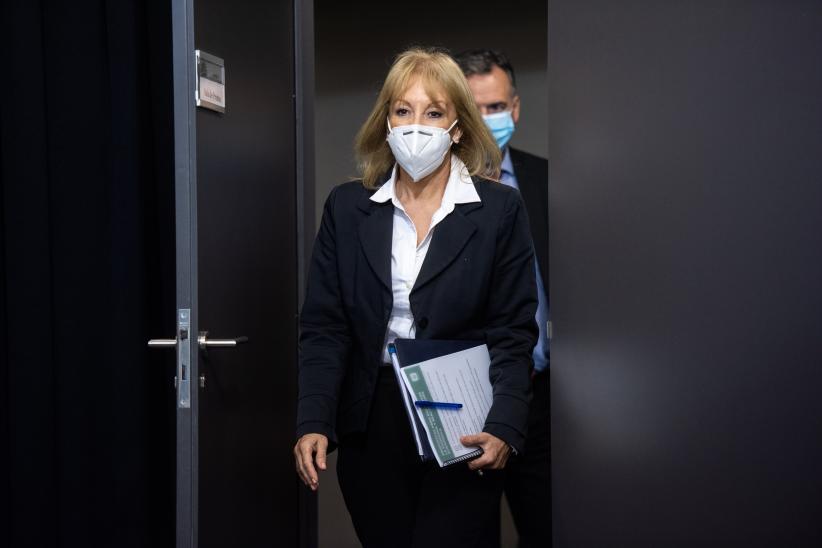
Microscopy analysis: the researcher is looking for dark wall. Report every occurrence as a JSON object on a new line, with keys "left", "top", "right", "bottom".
{"left": 549, "top": 1, "right": 822, "bottom": 546}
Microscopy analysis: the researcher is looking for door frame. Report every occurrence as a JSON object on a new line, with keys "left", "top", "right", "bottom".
{"left": 170, "top": 0, "right": 317, "bottom": 546}
{"left": 295, "top": 0, "right": 317, "bottom": 542}
{"left": 171, "top": 0, "right": 198, "bottom": 546}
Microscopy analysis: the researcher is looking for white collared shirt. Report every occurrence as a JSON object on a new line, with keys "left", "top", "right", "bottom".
{"left": 370, "top": 155, "right": 481, "bottom": 364}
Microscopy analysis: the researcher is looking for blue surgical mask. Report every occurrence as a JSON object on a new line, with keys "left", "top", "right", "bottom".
{"left": 483, "top": 111, "right": 516, "bottom": 149}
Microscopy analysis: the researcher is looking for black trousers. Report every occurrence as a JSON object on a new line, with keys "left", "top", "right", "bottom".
{"left": 503, "top": 369, "right": 550, "bottom": 548}
{"left": 336, "top": 367, "right": 504, "bottom": 548}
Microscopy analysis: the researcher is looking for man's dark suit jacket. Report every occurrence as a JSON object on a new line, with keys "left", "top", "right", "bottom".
{"left": 297, "top": 177, "right": 539, "bottom": 452}
{"left": 509, "top": 147, "right": 548, "bottom": 294}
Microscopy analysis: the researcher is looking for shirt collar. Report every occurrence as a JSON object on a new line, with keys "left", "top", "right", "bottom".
{"left": 500, "top": 147, "right": 514, "bottom": 176}
{"left": 370, "top": 155, "right": 481, "bottom": 207}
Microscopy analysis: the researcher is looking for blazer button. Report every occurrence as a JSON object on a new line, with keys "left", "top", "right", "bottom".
{"left": 417, "top": 317, "right": 429, "bottom": 329}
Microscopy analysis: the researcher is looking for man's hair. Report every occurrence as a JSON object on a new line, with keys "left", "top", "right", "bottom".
{"left": 454, "top": 49, "right": 516, "bottom": 91}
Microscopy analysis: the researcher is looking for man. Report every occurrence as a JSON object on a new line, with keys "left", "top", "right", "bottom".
{"left": 455, "top": 49, "right": 550, "bottom": 548}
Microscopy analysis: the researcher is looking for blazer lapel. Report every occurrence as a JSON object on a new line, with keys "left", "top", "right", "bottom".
{"left": 413, "top": 202, "right": 480, "bottom": 292}
{"left": 357, "top": 194, "right": 393, "bottom": 291}
{"left": 510, "top": 148, "right": 550, "bottom": 283}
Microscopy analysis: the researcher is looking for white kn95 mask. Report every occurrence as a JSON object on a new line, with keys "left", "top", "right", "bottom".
{"left": 386, "top": 118, "right": 458, "bottom": 182}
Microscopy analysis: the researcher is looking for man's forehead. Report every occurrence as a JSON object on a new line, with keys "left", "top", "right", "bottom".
{"left": 467, "top": 68, "right": 514, "bottom": 101}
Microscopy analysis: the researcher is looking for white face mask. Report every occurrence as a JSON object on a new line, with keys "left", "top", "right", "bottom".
{"left": 386, "top": 118, "right": 458, "bottom": 182}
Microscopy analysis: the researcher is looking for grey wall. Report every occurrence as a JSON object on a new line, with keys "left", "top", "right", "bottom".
{"left": 549, "top": 1, "right": 822, "bottom": 546}
{"left": 314, "top": 0, "right": 547, "bottom": 227}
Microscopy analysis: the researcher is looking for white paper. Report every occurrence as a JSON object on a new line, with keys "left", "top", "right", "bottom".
{"left": 400, "top": 344, "right": 493, "bottom": 466}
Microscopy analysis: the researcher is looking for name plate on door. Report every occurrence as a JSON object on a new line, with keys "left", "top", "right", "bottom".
{"left": 196, "top": 50, "right": 225, "bottom": 113}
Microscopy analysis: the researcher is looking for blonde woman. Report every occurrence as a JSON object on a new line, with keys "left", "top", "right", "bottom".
{"left": 294, "top": 47, "right": 537, "bottom": 547}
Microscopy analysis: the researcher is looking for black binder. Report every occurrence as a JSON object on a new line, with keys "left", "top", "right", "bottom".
{"left": 391, "top": 339, "right": 481, "bottom": 367}
{"left": 388, "top": 338, "right": 485, "bottom": 466}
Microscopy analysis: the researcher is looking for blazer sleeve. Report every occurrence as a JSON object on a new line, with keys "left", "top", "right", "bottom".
{"left": 482, "top": 190, "right": 539, "bottom": 453}
{"left": 296, "top": 186, "right": 351, "bottom": 445}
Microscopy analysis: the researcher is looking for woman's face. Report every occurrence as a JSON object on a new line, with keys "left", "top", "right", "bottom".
{"left": 389, "top": 78, "right": 462, "bottom": 141}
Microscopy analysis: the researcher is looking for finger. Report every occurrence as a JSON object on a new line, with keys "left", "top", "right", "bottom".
{"left": 468, "top": 451, "right": 494, "bottom": 471}
{"left": 487, "top": 444, "right": 510, "bottom": 470}
{"left": 300, "top": 442, "right": 319, "bottom": 489}
{"left": 316, "top": 437, "right": 328, "bottom": 471}
{"left": 296, "top": 443, "right": 313, "bottom": 486}
{"left": 460, "top": 433, "right": 486, "bottom": 447}
{"left": 294, "top": 443, "right": 310, "bottom": 486}
{"left": 487, "top": 454, "right": 506, "bottom": 470}
{"left": 301, "top": 442, "right": 318, "bottom": 484}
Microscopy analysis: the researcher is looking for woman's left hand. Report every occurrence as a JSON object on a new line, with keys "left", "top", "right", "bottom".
{"left": 460, "top": 432, "right": 512, "bottom": 471}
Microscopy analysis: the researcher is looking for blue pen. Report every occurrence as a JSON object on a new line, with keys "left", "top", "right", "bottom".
{"left": 414, "top": 400, "right": 463, "bottom": 409}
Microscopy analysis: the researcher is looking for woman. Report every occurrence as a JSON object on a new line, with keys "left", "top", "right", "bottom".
{"left": 294, "top": 47, "right": 538, "bottom": 547}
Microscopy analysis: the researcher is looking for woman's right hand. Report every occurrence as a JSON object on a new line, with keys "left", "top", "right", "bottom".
{"left": 294, "top": 433, "right": 328, "bottom": 491}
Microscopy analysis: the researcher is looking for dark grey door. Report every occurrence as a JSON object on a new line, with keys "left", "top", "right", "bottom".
{"left": 165, "top": 0, "right": 308, "bottom": 546}
{"left": 549, "top": 1, "right": 822, "bottom": 547}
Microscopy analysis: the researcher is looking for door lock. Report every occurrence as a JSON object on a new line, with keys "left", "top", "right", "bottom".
{"left": 146, "top": 309, "right": 192, "bottom": 408}
{"left": 148, "top": 318, "right": 248, "bottom": 406}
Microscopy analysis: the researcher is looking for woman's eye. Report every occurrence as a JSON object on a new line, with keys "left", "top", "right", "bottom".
{"left": 427, "top": 111, "right": 443, "bottom": 118}
{"left": 395, "top": 108, "right": 409, "bottom": 116}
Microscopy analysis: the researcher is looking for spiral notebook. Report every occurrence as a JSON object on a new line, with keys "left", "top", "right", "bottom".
{"left": 388, "top": 339, "right": 492, "bottom": 468}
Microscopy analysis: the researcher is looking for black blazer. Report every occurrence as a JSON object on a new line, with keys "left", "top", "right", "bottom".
{"left": 296, "top": 177, "right": 538, "bottom": 452}
{"left": 509, "top": 147, "right": 548, "bottom": 291}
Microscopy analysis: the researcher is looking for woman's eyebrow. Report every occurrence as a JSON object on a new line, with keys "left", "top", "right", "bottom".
{"left": 392, "top": 99, "right": 447, "bottom": 110}
{"left": 408, "top": 98, "right": 447, "bottom": 110}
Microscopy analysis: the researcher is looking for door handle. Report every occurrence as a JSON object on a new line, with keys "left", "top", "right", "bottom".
{"left": 148, "top": 333, "right": 248, "bottom": 349}
{"left": 147, "top": 322, "right": 246, "bottom": 406}
{"left": 197, "top": 333, "right": 248, "bottom": 349}
{"left": 148, "top": 338, "right": 178, "bottom": 348}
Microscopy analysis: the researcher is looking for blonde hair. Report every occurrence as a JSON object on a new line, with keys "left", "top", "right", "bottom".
{"left": 354, "top": 47, "right": 501, "bottom": 189}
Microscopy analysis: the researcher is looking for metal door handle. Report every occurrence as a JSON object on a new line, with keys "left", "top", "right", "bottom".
{"left": 148, "top": 327, "right": 190, "bottom": 349}
{"left": 148, "top": 338, "right": 178, "bottom": 348}
{"left": 198, "top": 334, "right": 248, "bottom": 348}
{"left": 148, "top": 332, "right": 248, "bottom": 349}
{"left": 147, "top": 325, "right": 245, "bottom": 407}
